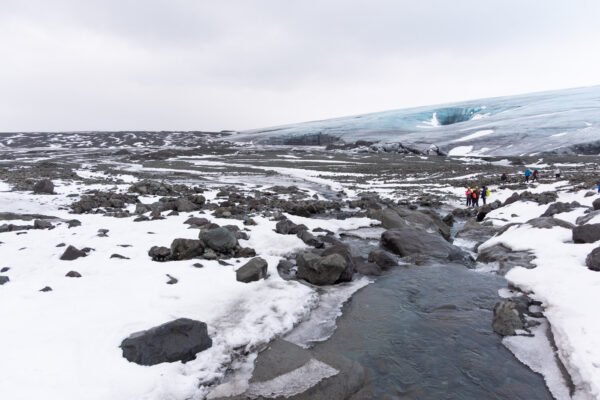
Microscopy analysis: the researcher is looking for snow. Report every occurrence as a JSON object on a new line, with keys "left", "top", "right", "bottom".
{"left": 0, "top": 183, "right": 376, "bottom": 400}
{"left": 448, "top": 145, "right": 473, "bottom": 156}
{"left": 453, "top": 129, "right": 494, "bottom": 142}
{"left": 480, "top": 194, "right": 600, "bottom": 399}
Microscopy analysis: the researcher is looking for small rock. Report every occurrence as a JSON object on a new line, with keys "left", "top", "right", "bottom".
{"left": 110, "top": 254, "right": 130, "bottom": 259}
{"left": 97, "top": 229, "right": 109, "bottom": 237}
{"left": 40, "top": 286, "right": 52, "bottom": 292}
{"left": 192, "top": 263, "right": 204, "bottom": 268}
{"left": 235, "top": 247, "right": 257, "bottom": 258}
{"left": 56, "top": 243, "right": 66, "bottom": 247}
{"left": 60, "top": 245, "right": 87, "bottom": 261}
{"left": 0, "top": 267, "right": 9, "bottom": 273}
{"left": 65, "top": 271, "right": 82, "bottom": 278}
{"left": 573, "top": 223, "right": 600, "bottom": 244}
{"left": 34, "top": 219, "right": 54, "bottom": 229}
{"left": 166, "top": 274, "right": 178, "bottom": 284}
{"left": 236, "top": 257, "right": 268, "bottom": 283}
{"left": 368, "top": 249, "right": 397, "bottom": 269}
{"left": 492, "top": 300, "right": 524, "bottom": 336}
{"left": 67, "top": 219, "right": 81, "bottom": 228}
{"left": 0, "top": 276, "right": 9, "bottom": 285}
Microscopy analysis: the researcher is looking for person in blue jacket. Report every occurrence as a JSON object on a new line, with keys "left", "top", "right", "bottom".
{"left": 524, "top": 168, "right": 531, "bottom": 182}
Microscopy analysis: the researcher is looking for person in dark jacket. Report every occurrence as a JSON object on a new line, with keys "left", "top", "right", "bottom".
{"left": 481, "top": 186, "right": 488, "bottom": 205}
{"left": 501, "top": 172, "right": 508, "bottom": 182}
{"left": 532, "top": 168, "right": 539, "bottom": 182}
{"left": 472, "top": 187, "right": 480, "bottom": 207}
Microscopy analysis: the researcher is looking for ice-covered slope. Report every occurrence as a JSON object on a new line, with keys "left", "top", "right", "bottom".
{"left": 234, "top": 85, "right": 600, "bottom": 156}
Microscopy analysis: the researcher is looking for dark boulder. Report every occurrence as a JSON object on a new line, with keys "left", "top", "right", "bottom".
{"left": 354, "top": 260, "right": 382, "bottom": 276}
{"left": 60, "top": 245, "right": 87, "bottom": 261}
{"left": 585, "top": 247, "right": 600, "bottom": 271}
{"left": 175, "top": 198, "right": 198, "bottom": 212}
{"left": 65, "top": 271, "right": 82, "bottom": 278}
{"left": 34, "top": 219, "right": 54, "bottom": 229}
{"left": 576, "top": 210, "right": 600, "bottom": 226}
{"left": 476, "top": 200, "right": 502, "bottom": 221}
{"left": 297, "top": 230, "right": 324, "bottom": 248}
{"left": 236, "top": 257, "right": 268, "bottom": 283}
{"left": 296, "top": 252, "right": 347, "bottom": 285}
{"left": 277, "top": 259, "right": 295, "bottom": 280}
{"left": 0, "top": 276, "right": 9, "bottom": 285}
{"left": 372, "top": 207, "right": 451, "bottom": 241}
{"left": 476, "top": 244, "right": 536, "bottom": 275}
{"left": 110, "top": 254, "right": 130, "bottom": 260}
{"left": 367, "top": 249, "right": 397, "bottom": 269}
{"left": 166, "top": 274, "right": 178, "bottom": 284}
{"left": 33, "top": 179, "right": 54, "bottom": 194}
{"left": 526, "top": 217, "right": 574, "bottom": 230}
{"left": 455, "top": 219, "right": 498, "bottom": 251}
{"left": 40, "top": 286, "right": 52, "bottom": 292}
{"left": 275, "top": 219, "right": 307, "bottom": 235}
{"left": 234, "top": 247, "right": 257, "bottom": 258}
{"left": 503, "top": 192, "right": 520, "bottom": 206}
{"left": 184, "top": 217, "right": 209, "bottom": 227}
{"left": 573, "top": 223, "right": 600, "bottom": 244}
{"left": 381, "top": 227, "right": 473, "bottom": 266}
{"left": 148, "top": 246, "right": 171, "bottom": 262}
{"left": 542, "top": 202, "right": 577, "bottom": 217}
{"left": 170, "top": 239, "right": 204, "bottom": 260}
{"left": 594, "top": 198, "right": 600, "bottom": 211}
{"left": 120, "top": 318, "right": 212, "bottom": 366}
{"left": 492, "top": 300, "right": 524, "bottom": 336}
{"left": 200, "top": 227, "right": 238, "bottom": 253}
{"left": 321, "top": 244, "right": 355, "bottom": 282}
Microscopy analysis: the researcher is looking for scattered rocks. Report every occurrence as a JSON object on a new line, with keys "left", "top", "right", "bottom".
{"left": 236, "top": 257, "right": 268, "bottom": 283}
{"left": 492, "top": 300, "right": 524, "bottom": 336}
{"left": 572, "top": 223, "right": 600, "bottom": 244}
{"left": 60, "top": 245, "right": 88, "bottom": 261}
{"left": 585, "top": 247, "right": 600, "bottom": 271}
{"left": 120, "top": 318, "right": 212, "bottom": 366}
{"left": 65, "top": 271, "right": 82, "bottom": 278}
{"left": 33, "top": 179, "right": 54, "bottom": 194}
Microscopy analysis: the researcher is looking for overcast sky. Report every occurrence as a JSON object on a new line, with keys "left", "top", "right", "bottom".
{"left": 1, "top": 0, "right": 599, "bottom": 132}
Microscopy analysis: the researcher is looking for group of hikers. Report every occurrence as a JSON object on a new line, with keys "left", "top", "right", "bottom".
{"left": 499, "top": 167, "right": 562, "bottom": 183}
{"left": 465, "top": 186, "right": 490, "bottom": 207}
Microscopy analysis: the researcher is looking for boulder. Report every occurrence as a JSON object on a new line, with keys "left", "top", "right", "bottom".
{"left": 0, "top": 276, "right": 9, "bottom": 285}
{"left": 236, "top": 257, "right": 268, "bottom": 283}
{"left": 234, "top": 247, "right": 257, "bottom": 258}
{"left": 503, "top": 192, "right": 520, "bottom": 206}
{"left": 296, "top": 253, "right": 347, "bottom": 285}
{"left": 367, "top": 249, "right": 397, "bottom": 269}
{"left": 297, "top": 230, "right": 324, "bottom": 248}
{"left": 166, "top": 274, "right": 178, "bottom": 284}
{"left": 594, "top": 198, "right": 600, "bottom": 211}
{"left": 175, "top": 198, "right": 198, "bottom": 212}
{"left": 60, "top": 245, "right": 87, "bottom": 261}
{"left": 184, "top": 217, "right": 209, "bottom": 227}
{"left": 381, "top": 227, "right": 473, "bottom": 266}
{"left": 576, "top": 210, "right": 600, "bottom": 225}
{"left": 455, "top": 219, "right": 498, "bottom": 251}
{"left": 585, "top": 247, "right": 600, "bottom": 271}
{"left": 33, "top": 179, "right": 54, "bottom": 194}
{"left": 275, "top": 219, "right": 307, "bottom": 235}
{"left": 572, "top": 223, "right": 600, "bottom": 244}
{"left": 541, "top": 202, "right": 577, "bottom": 217}
{"left": 65, "top": 271, "right": 82, "bottom": 278}
{"left": 492, "top": 300, "right": 524, "bottom": 336}
{"left": 34, "top": 219, "right": 54, "bottom": 229}
{"left": 476, "top": 200, "right": 502, "bottom": 221}
{"left": 476, "top": 244, "right": 536, "bottom": 275}
{"left": 354, "top": 260, "right": 382, "bottom": 276}
{"left": 120, "top": 318, "right": 212, "bottom": 366}
{"left": 526, "top": 217, "right": 574, "bottom": 230}
{"left": 148, "top": 246, "right": 172, "bottom": 262}
{"left": 373, "top": 207, "right": 451, "bottom": 241}
{"left": 200, "top": 227, "right": 238, "bottom": 253}
{"left": 321, "top": 244, "right": 355, "bottom": 282}
{"left": 170, "top": 239, "right": 204, "bottom": 260}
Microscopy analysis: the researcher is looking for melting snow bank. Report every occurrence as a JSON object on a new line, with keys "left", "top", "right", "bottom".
{"left": 479, "top": 190, "right": 600, "bottom": 400}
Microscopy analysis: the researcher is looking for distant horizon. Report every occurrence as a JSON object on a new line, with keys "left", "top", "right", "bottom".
{"left": 1, "top": 83, "right": 598, "bottom": 135}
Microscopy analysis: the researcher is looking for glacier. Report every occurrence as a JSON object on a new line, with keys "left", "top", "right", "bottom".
{"left": 234, "top": 85, "right": 600, "bottom": 156}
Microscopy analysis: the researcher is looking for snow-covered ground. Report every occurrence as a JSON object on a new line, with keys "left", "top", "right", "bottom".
{"left": 0, "top": 179, "right": 377, "bottom": 400}
{"left": 479, "top": 187, "right": 600, "bottom": 400}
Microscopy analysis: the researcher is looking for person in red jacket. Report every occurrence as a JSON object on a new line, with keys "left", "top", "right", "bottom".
{"left": 466, "top": 187, "right": 472, "bottom": 207}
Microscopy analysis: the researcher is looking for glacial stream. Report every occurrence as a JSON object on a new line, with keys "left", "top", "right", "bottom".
{"left": 308, "top": 231, "right": 554, "bottom": 399}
